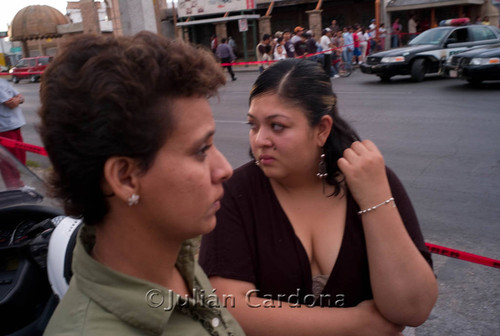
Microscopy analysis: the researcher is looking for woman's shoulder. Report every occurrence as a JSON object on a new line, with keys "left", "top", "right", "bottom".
{"left": 44, "top": 281, "right": 163, "bottom": 335}
{"left": 224, "top": 161, "right": 269, "bottom": 196}
{"left": 230, "top": 161, "right": 263, "bottom": 182}
{"left": 43, "top": 284, "right": 98, "bottom": 335}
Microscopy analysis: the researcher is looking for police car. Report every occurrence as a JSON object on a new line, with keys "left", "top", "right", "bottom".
{"left": 360, "top": 19, "right": 500, "bottom": 82}
{"left": 444, "top": 43, "right": 500, "bottom": 85}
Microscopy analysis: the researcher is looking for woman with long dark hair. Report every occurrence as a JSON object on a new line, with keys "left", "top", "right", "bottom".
{"left": 200, "top": 59, "right": 437, "bottom": 335}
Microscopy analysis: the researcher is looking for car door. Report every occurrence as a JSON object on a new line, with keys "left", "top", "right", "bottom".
{"left": 468, "top": 26, "right": 500, "bottom": 47}
{"left": 26, "top": 58, "right": 37, "bottom": 73}
{"left": 34, "top": 57, "right": 50, "bottom": 72}
{"left": 444, "top": 27, "right": 473, "bottom": 59}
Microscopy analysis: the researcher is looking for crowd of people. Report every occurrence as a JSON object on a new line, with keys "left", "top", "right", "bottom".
{"left": 254, "top": 19, "right": 388, "bottom": 78}
{"left": 474, "top": 15, "right": 491, "bottom": 25}
{"left": 252, "top": 13, "right": 497, "bottom": 70}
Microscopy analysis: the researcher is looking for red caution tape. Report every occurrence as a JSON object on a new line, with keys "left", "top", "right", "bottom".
{"left": 221, "top": 43, "right": 355, "bottom": 67}
{"left": 0, "top": 136, "right": 48, "bottom": 156}
{"left": 1, "top": 138, "right": 499, "bottom": 269}
{"left": 426, "top": 243, "right": 500, "bottom": 269}
{"left": 220, "top": 60, "right": 279, "bottom": 66}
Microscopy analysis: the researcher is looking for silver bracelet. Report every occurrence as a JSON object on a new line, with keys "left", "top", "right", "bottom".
{"left": 357, "top": 197, "right": 395, "bottom": 216}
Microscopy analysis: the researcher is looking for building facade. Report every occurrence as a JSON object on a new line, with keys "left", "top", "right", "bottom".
{"left": 170, "top": 0, "right": 499, "bottom": 58}
{"left": 6, "top": 0, "right": 499, "bottom": 64}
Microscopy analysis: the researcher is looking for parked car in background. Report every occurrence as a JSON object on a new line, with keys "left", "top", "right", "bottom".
{"left": 9, "top": 56, "right": 53, "bottom": 83}
{"left": 443, "top": 43, "right": 500, "bottom": 85}
{"left": 360, "top": 21, "right": 500, "bottom": 82}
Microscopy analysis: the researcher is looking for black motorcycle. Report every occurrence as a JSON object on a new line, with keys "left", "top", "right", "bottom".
{"left": 0, "top": 145, "right": 79, "bottom": 335}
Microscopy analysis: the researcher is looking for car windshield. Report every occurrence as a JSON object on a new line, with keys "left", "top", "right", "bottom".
{"left": 409, "top": 29, "right": 450, "bottom": 45}
{"left": 0, "top": 145, "right": 59, "bottom": 209}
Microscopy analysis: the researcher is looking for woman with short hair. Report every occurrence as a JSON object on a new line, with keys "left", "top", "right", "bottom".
{"left": 40, "top": 32, "right": 244, "bottom": 336}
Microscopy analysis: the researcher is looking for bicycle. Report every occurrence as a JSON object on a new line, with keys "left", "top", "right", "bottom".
{"left": 332, "top": 57, "right": 352, "bottom": 77}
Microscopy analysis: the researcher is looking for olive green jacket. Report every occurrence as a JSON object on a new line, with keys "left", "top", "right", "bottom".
{"left": 44, "top": 225, "right": 245, "bottom": 336}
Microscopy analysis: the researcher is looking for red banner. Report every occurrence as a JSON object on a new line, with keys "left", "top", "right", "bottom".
{"left": 0, "top": 139, "right": 498, "bottom": 270}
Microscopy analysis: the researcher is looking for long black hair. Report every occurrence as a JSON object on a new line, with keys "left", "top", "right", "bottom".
{"left": 249, "top": 59, "right": 360, "bottom": 196}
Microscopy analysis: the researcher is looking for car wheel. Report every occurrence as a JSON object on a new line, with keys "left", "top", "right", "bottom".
{"left": 30, "top": 75, "right": 38, "bottom": 83}
{"left": 411, "top": 59, "right": 426, "bottom": 82}
{"left": 12, "top": 76, "right": 19, "bottom": 84}
{"left": 378, "top": 75, "right": 391, "bottom": 82}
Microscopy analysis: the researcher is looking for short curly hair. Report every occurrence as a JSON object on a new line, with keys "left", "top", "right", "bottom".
{"left": 39, "top": 32, "right": 226, "bottom": 225}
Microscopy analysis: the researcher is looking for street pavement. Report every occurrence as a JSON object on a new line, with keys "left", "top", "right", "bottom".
{"left": 11, "top": 66, "right": 500, "bottom": 335}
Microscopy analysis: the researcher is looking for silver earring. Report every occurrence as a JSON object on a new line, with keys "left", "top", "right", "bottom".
{"left": 128, "top": 193, "right": 140, "bottom": 206}
{"left": 255, "top": 160, "right": 260, "bottom": 166}
{"left": 316, "top": 152, "right": 328, "bottom": 179}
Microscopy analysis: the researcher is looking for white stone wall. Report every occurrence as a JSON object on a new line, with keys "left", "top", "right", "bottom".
{"left": 118, "top": 0, "right": 157, "bottom": 35}
{"left": 66, "top": 1, "right": 113, "bottom": 32}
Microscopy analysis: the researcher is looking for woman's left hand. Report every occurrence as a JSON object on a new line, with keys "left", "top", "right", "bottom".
{"left": 337, "top": 140, "right": 392, "bottom": 210}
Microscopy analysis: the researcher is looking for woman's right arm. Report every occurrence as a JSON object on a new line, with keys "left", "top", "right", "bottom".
{"left": 3, "top": 94, "right": 23, "bottom": 109}
{"left": 210, "top": 276, "right": 403, "bottom": 336}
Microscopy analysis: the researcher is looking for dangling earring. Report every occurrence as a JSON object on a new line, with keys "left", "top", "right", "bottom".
{"left": 255, "top": 160, "right": 260, "bottom": 166}
{"left": 128, "top": 193, "right": 140, "bottom": 206}
{"left": 316, "top": 152, "right": 328, "bottom": 179}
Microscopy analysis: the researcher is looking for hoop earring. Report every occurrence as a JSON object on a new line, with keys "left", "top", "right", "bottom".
{"left": 128, "top": 193, "right": 140, "bottom": 206}
{"left": 316, "top": 152, "right": 328, "bottom": 179}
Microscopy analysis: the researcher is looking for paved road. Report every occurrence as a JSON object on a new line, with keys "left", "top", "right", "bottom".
{"left": 11, "top": 68, "right": 500, "bottom": 335}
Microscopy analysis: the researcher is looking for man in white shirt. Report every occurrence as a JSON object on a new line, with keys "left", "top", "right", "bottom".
{"left": 368, "top": 19, "right": 377, "bottom": 54}
{"left": 320, "top": 28, "right": 338, "bottom": 77}
{"left": 0, "top": 78, "right": 26, "bottom": 188}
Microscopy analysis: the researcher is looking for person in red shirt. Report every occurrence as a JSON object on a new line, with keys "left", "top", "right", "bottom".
{"left": 211, "top": 34, "right": 218, "bottom": 54}
{"left": 353, "top": 26, "right": 361, "bottom": 65}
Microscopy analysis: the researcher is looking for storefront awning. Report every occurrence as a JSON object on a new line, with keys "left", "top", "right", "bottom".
{"left": 176, "top": 14, "right": 260, "bottom": 27}
{"left": 386, "top": 0, "right": 484, "bottom": 12}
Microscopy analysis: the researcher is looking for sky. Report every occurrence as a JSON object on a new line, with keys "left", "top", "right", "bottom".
{"left": 1, "top": 1, "right": 72, "bottom": 33}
